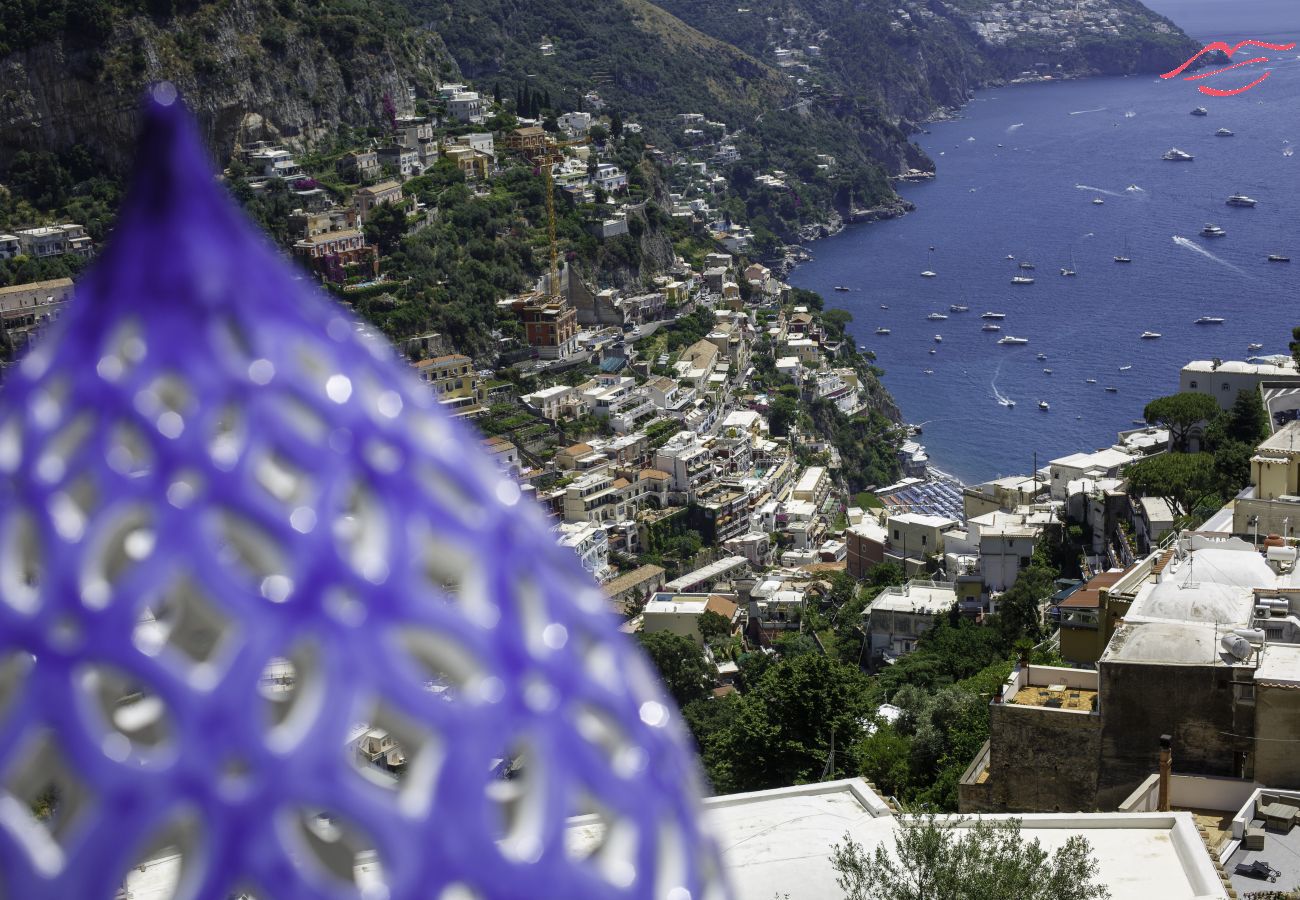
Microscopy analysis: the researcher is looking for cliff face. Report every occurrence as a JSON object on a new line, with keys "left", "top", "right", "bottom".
{"left": 0, "top": 0, "right": 454, "bottom": 169}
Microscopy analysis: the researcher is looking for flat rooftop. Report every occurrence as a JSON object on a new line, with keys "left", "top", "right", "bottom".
{"left": 569, "top": 779, "right": 1227, "bottom": 899}
{"left": 1010, "top": 684, "right": 1098, "bottom": 712}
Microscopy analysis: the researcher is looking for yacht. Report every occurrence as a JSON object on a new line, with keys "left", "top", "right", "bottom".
{"left": 1226, "top": 195, "right": 1257, "bottom": 207}
{"left": 921, "top": 270, "right": 937, "bottom": 277}
{"left": 1194, "top": 316, "right": 1225, "bottom": 325}
{"left": 1037, "top": 353, "right": 1048, "bottom": 360}
{"left": 1086, "top": 378, "right": 1097, "bottom": 384}
{"left": 1140, "top": 331, "right": 1161, "bottom": 339}
{"left": 1092, "top": 197, "right": 1105, "bottom": 205}
{"left": 929, "top": 348, "right": 937, "bottom": 354}
{"left": 1126, "top": 184, "right": 1142, "bottom": 192}
{"left": 1011, "top": 276, "right": 1035, "bottom": 284}
{"left": 1191, "top": 107, "right": 1208, "bottom": 116}
{"left": 1043, "top": 368, "right": 1053, "bottom": 375}
{"left": 1201, "top": 223, "right": 1226, "bottom": 237}
{"left": 982, "top": 324, "right": 1003, "bottom": 332}
{"left": 833, "top": 285, "right": 851, "bottom": 292}
{"left": 880, "top": 304, "right": 890, "bottom": 309}
{"left": 1114, "top": 254, "right": 1132, "bottom": 263}
{"left": 981, "top": 312, "right": 1006, "bottom": 319}
{"left": 875, "top": 327, "right": 891, "bottom": 335}
{"left": 1163, "top": 148, "right": 1194, "bottom": 161}
{"left": 1216, "top": 128, "right": 1235, "bottom": 137}
{"left": 998, "top": 336, "right": 1029, "bottom": 345}
{"left": 1249, "top": 342, "right": 1265, "bottom": 351}
{"left": 926, "top": 312, "right": 948, "bottom": 321}
{"left": 1105, "top": 386, "right": 1119, "bottom": 393}
{"left": 1269, "top": 254, "right": 1291, "bottom": 262}
{"left": 949, "top": 304, "right": 970, "bottom": 313}
{"left": 858, "top": 344, "right": 868, "bottom": 351}
{"left": 1060, "top": 266, "right": 1076, "bottom": 276}
{"left": 1005, "top": 254, "right": 1015, "bottom": 260}
{"left": 1018, "top": 261, "right": 1035, "bottom": 270}
{"left": 1039, "top": 401, "right": 1050, "bottom": 411}
{"left": 924, "top": 369, "right": 934, "bottom": 375}
{"left": 1287, "top": 147, "right": 1296, "bottom": 158}
{"left": 934, "top": 334, "right": 943, "bottom": 343}
{"left": 1119, "top": 365, "right": 1133, "bottom": 371}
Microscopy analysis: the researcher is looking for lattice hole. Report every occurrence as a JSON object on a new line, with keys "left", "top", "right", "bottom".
{"left": 0, "top": 507, "right": 44, "bottom": 615}
{"left": 562, "top": 795, "right": 640, "bottom": 890}
{"left": 79, "top": 505, "right": 154, "bottom": 610}
{"left": 574, "top": 704, "right": 647, "bottom": 780}
{"left": 397, "top": 628, "right": 494, "bottom": 705}
{"left": 134, "top": 372, "right": 195, "bottom": 440}
{"left": 212, "top": 509, "right": 290, "bottom": 600}
{"left": 133, "top": 575, "right": 238, "bottom": 689}
{"left": 48, "top": 473, "right": 99, "bottom": 544}
{"left": 252, "top": 448, "right": 314, "bottom": 511}
{"left": 269, "top": 394, "right": 328, "bottom": 446}
{"left": 487, "top": 738, "right": 547, "bottom": 865}
{"left": 349, "top": 699, "right": 443, "bottom": 819}
{"left": 106, "top": 420, "right": 156, "bottom": 477}
{"left": 0, "top": 651, "right": 34, "bottom": 727}
{"left": 284, "top": 808, "right": 388, "bottom": 895}
{"left": 263, "top": 639, "right": 324, "bottom": 755}
{"left": 0, "top": 730, "right": 91, "bottom": 877}
{"left": 206, "top": 403, "right": 247, "bottom": 471}
{"left": 78, "top": 664, "right": 174, "bottom": 763}
{"left": 35, "top": 412, "right": 94, "bottom": 485}
{"left": 414, "top": 462, "right": 488, "bottom": 531}
{"left": 333, "top": 483, "right": 390, "bottom": 585}
{"left": 114, "top": 809, "right": 201, "bottom": 900}
{"left": 97, "top": 318, "right": 147, "bottom": 384}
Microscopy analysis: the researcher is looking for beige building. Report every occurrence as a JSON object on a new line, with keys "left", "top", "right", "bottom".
{"left": 1233, "top": 421, "right": 1300, "bottom": 539}
{"left": 641, "top": 592, "right": 741, "bottom": 646}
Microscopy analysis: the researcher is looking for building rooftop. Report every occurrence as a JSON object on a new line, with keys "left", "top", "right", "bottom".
{"left": 869, "top": 581, "right": 957, "bottom": 616}
{"left": 1059, "top": 569, "right": 1127, "bottom": 609}
{"left": 1186, "top": 358, "right": 1300, "bottom": 376}
{"left": 1254, "top": 643, "right": 1300, "bottom": 688}
{"left": 1258, "top": 420, "right": 1300, "bottom": 454}
{"left": 1010, "top": 683, "right": 1098, "bottom": 711}
{"left": 1051, "top": 447, "right": 1138, "bottom": 470}
{"left": 566, "top": 779, "right": 1226, "bottom": 900}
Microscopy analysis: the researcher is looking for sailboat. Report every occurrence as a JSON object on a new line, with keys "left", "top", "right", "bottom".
{"left": 1060, "top": 249, "right": 1077, "bottom": 277}
{"left": 1114, "top": 236, "right": 1132, "bottom": 264}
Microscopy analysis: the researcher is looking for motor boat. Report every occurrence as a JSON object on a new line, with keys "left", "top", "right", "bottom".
{"left": 981, "top": 311, "right": 1006, "bottom": 319}
{"left": 982, "top": 324, "right": 1002, "bottom": 332}
{"left": 1039, "top": 401, "right": 1050, "bottom": 411}
{"left": 1092, "top": 197, "right": 1104, "bottom": 205}
{"left": 926, "top": 312, "right": 948, "bottom": 321}
{"left": 1216, "top": 128, "right": 1234, "bottom": 137}
{"left": 924, "top": 369, "right": 934, "bottom": 375}
{"left": 998, "top": 336, "right": 1029, "bottom": 345}
{"left": 1037, "top": 353, "right": 1048, "bottom": 360}
{"left": 1201, "top": 224, "right": 1226, "bottom": 237}
{"left": 1194, "top": 316, "right": 1225, "bottom": 325}
{"left": 1086, "top": 378, "right": 1097, "bottom": 384}
{"left": 950, "top": 304, "right": 970, "bottom": 312}
{"left": 1011, "top": 276, "right": 1035, "bottom": 284}
{"left": 933, "top": 334, "right": 943, "bottom": 343}
{"left": 1043, "top": 368, "right": 1053, "bottom": 374}
{"left": 1226, "top": 195, "right": 1256, "bottom": 207}
{"left": 875, "top": 327, "right": 891, "bottom": 335}
{"left": 1018, "top": 261, "right": 1035, "bottom": 270}
{"left": 1114, "top": 254, "right": 1132, "bottom": 263}
{"left": 1140, "top": 331, "right": 1161, "bottom": 339}
{"left": 1060, "top": 267, "right": 1076, "bottom": 276}
{"left": 1119, "top": 365, "right": 1133, "bottom": 371}
{"left": 1191, "top": 107, "right": 1208, "bottom": 116}
{"left": 1005, "top": 254, "right": 1015, "bottom": 260}
{"left": 929, "top": 348, "right": 937, "bottom": 354}
{"left": 1163, "top": 148, "right": 1194, "bottom": 161}
{"left": 1269, "top": 255, "right": 1291, "bottom": 262}
{"left": 1105, "top": 386, "right": 1119, "bottom": 393}
{"left": 880, "top": 304, "right": 890, "bottom": 309}
{"left": 1249, "top": 342, "right": 1264, "bottom": 351}
{"left": 921, "top": 270, "right": 937, "bottom": 277}
{"left": 833, "top": 285, "right": 851, "bottom": 292}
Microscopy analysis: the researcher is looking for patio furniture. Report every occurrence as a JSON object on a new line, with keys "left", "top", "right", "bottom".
{"left": 1235, "top": 860, "right": 1281, "bottom": 882}
{"left": 1245, "top": 827, "right": 1266, "bottom": 851}
{"left": 1260, "top": 801, "right": 1298, "bottom": 832}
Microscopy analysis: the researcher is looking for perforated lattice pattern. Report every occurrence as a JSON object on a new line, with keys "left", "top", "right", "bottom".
{"left": 0, "top": 92, "right": 728, "bottom": 900}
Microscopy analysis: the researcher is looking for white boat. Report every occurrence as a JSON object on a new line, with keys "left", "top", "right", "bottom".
{"left": 920, "top": 270, "right": 937, "bottom": 277}
{"left": 1125, "top": 184, "right": 1142, "bottom": 192}
{"left": 933, "top": 334, "right": 943, "bottom": 343}
{"left": 924, "top": 369, "right": 934, "bottom": 375}
{"left": 950, "top": 304, "right": 970, "bottom": 312}
{"left": 880, "top": 304, "right": 890, "bottom": 309}
{"left": 982, "top": 324, "right": 1002, "bottom": 332}
{"left": 858, "top": 344, "right": 868, "bottom": 351}
{"left": 1086, "top": 378, "right": 1097, "bottom": 384}
{"left": 1018, "top": 261, "right": 1035, "bottom": 270}
{"left": 1194, "top": 316, "right": 1225, "bottom": 325}
{"left": 929, "top": 348, "right": 937, "bottom": 354}
{"left": 833, "top": 285, "right": 851, "bottom": 292}
{"left": 1105, "top": 386, "right": 1119, "bottom": 393}
{"left": 1163, "top": 148, "right": 1194, "bottom": 161}
{"left": 1092, "top": 197, "right": 1104, "bottom": 205}
{"left": 981, "top": 311, "right": 1006, "bottom": 319}
{"left": 926, "top": 312, "right": 948, "bottom": 321}
{"left": 1226, "top": 194, "right": 1257, "bottom": 207}
{"left": 1060, "top": 267, "right": 1076, "bottom": 277}
{"left": 1286, "top": 147, "right": 1295, "bottom": 158}
{"left": 1191, "top": 107, "right": 1208, "bottom": 117}
{"left": 1216, "top": 128, "right": 1234, "bottom": 137}
{"left": 1249, "top": 342, "right": 1264, "bottom": 351}
{"left": 1125, "top": 111, "right": 1136, "bottom": 118}
{"left": 998, "top": 336, "right": 1029, "bottom": 345}
{"left": 1269, "top": 254, "right": 1291, "bottom": 262}
{"left": 875, "top": 327, "right": 891, "bottom": 335}
{"left": 1037, "top": 353, "right": 1047, "bottom": 360}
{"left": 1011, "top": 276, "right": 1035, "bottom": 284}
{"left": 1140, "top": 331, "right": 1161, "bottom": 339}
{"left": 1043, "top": 369, "right": 1053, "bottom": 374}
{"left": 1005, "top": 254, "right": 1015, "bottom": 260}
{"left": 1039, "top": 401, "right": 1050, "bottom": 411}
{"left": 1119, "top": 365, "right": 1133, "bottom": 371}
{"left": 1201, "top": 223, "right": 1226, "bottom": 237}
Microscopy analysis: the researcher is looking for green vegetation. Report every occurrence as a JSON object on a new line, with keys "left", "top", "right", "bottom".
{"left": 831, "top": 815, "right": 1111, "bottom": 900}
{"left": 635, "top": 631, "right": 713, "bottom": 708}
{"left": 1142, "top": 392, "right": 1220, "bottom": 452}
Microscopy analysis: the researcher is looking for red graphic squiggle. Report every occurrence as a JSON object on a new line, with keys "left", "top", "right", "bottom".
{"left": 1162, "top": 40, "right": 1297, "bottom": 96}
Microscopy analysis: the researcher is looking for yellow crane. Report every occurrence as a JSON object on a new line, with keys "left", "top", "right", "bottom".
{"left": 530, "top": 136, "right": 589, "bottom": 302}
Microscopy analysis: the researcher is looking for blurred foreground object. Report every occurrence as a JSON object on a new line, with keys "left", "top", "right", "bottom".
{"left": 0, "top": 85, "right": 726, "bottom": 900}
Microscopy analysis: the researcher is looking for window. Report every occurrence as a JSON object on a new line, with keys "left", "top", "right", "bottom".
{"left": 893, "top": 529, "right": 899, "bottom": 540}
{"left": 921, "top": 535, "right": 927, "bottom": 546}
{"left": 1223, "top": 383, "right": 1231, "bottom": 392}
{"left": 1189, "top": 380, "right": 1198, "bottom": 389}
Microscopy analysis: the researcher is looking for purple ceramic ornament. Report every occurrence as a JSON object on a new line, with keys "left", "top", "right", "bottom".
{"left": 0, "top": 86, "right": 728, "bottom": 900}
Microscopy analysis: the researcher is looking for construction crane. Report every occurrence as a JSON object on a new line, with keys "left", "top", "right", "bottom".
{"left": 529, "top": 136, "right": 589, "bottom": 301}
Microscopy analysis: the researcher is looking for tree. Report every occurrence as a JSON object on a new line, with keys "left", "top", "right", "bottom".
{"left": 1142, "top": 392, "right": 1221, "bottom": 451}
{"left": 636, "top": 631, "right": 713, "bottom": 708}
{"left": 363, "top": 201, "right": 408, "bottom": 256}
{"left": 869, "top": 562, "right": 905, "bottom": 589}
{"left": 992, "top": 563, "right": 1056, "bottom": 646}
{"left": 769, "top": 395, "right": 800, "bottom": 437}
{"left": 697, "top": 609, "right": 733, "bottom": 645}
{"left": 610, "top": 110, "right": 624, "bottom": 138}
{"left": 822, "top": 308, "right": 853, "bottom": 340}
{"left": 830, "top": 815, "right": 1110, "bottom": 900}
{"left": 1126, "top": 452, "right": 1219, "bottom": 518}
{"left": 1224, "top": 389, "right": 1270, "bottom": 446}
{"left": 1291, "top": 325, "right": 1300, "bottom": 370}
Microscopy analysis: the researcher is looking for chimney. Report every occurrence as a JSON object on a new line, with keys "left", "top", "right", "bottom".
{"left": 1157, "top": 734, "right": 1172, "bottom": 812}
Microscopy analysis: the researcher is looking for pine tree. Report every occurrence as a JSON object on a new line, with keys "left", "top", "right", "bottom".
{"left": 493, "top": 82, "right": 501, "bottom": 105}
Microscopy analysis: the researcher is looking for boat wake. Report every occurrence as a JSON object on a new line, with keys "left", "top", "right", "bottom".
{"left": 1172, "top": 235, "right": 1249, "bottom": 277}
{"left": 1069, "top": 107, "right": 1108, "bottom": 116}
{"left": 1076, "top": 183, "right": 1123, "bottom": 198}
{"left": 1007, "top": 122, "right": 1025, "bottom": 133}
{"left": 991, "top": 361, "right": 1014, "bottom": 408}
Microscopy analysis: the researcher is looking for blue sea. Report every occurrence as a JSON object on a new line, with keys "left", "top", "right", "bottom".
{"left": 789, "top": 0, "right": 1300, "bottom": 484}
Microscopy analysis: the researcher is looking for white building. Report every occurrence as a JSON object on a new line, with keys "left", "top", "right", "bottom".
{"left": 556, "top": 521, "right": 611, "bottom": 581}
{"left": 1182, "top": 359, "right": 1300, "bottom": 412}
{"left": 448, "top": 91, "right": 484, "bottom": 124}
{"left": 1048, "top": 448, "right": 1140, "bottom": 501}
{"left": 866, "top": 580, "right": 958, "bottom": 663}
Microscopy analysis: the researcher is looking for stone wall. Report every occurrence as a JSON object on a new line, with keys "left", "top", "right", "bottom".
{"left": 965, "top": 704, "right": 1103, "bottom": 813}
